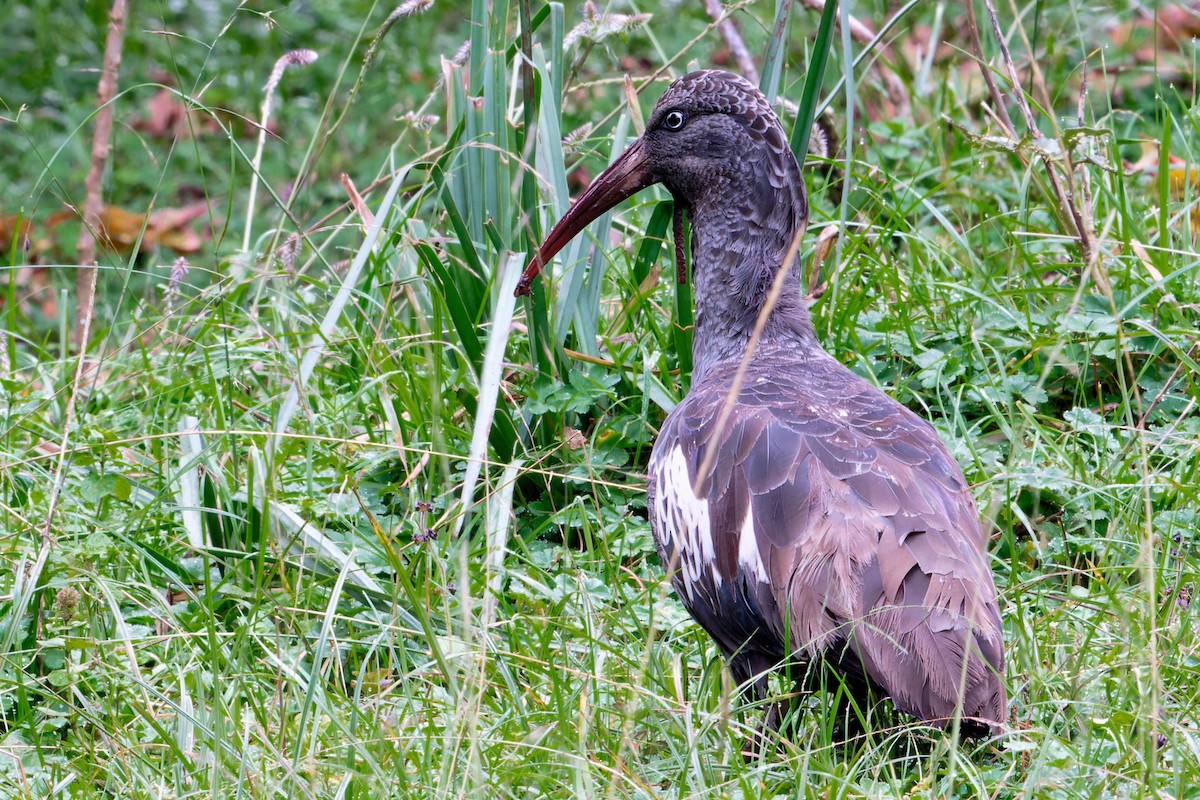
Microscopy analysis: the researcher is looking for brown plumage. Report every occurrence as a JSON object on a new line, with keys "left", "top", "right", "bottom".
{"left": 518, "top": 70, "right": 1005, "bottom": 737}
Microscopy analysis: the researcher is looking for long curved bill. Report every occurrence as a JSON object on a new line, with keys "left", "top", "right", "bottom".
{"left": 515, "top": 137, "right": 654, "bottom": 297}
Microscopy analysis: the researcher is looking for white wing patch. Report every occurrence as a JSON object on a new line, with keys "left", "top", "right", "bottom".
{"left": 737, "top": 509, "right": 769, "bottom": 583}
{"left": 650, "top": 445, "right": 718, "bottom": 599}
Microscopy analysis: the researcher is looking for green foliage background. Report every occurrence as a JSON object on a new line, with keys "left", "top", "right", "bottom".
{"left": 2, "top": 1, "right": 1199, "bottom": 797}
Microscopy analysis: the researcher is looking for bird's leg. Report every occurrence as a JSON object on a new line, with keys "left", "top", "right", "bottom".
{"left": 767, "top": 662, "right": 807, "bottom": 738}
{"left": 762, "top": 696, "right": 793, "bottom": 735}
{"left": 743, "top": 693, "right": 804, "bottom": 760}
{"left": 740, "top": 676, "right": 775, "bottom": 761}
{"left": 738, "top": 664, "right": 802, "bottom": 761}
{"left": 815, "top": 654, "right": 871, "bottom": 745}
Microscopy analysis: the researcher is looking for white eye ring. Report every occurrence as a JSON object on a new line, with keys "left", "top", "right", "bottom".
{"left": 663, "top": 110, "right": 685, "bottom": 130}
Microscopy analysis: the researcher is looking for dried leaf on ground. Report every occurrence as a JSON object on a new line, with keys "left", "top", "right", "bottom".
{"left": 47, "top": 201, "right": 210, "bottom": 258}
{"left": 131, "top": 86, "right": 222, "bottom": 138}
{"left": 0, "top": 215, "right": 32, "bottom": 254}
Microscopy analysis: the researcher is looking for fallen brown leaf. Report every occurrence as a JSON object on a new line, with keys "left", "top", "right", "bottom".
{"left": 131, "top": 81, "right": 225, "bottom": 139}
{"left": 0, "top": 214, "right": 32, "bottom": 255}
{"left": 46, "top": 201, "right": 210, "bottom": 257}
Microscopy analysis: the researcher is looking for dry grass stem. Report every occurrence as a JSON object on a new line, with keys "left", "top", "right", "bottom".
{"left": 704, "top": 0, "right": 759, "bottom": 84}
{"left": 800, "top": 0, "right": 910, "bottom": 115}
{"left": 800, "top": 0, "right": 875, "bottom": 46}
{"left": 976, "top": 0, "right": 1097, "bottom": 271}
{"left": 242, "top": 49, "right": 319, "bottom": 255}
{"left": 341, "top": 173, "right": 376, "bottom": 231}
{"left": 75, "top": 0, "right": 128, "bottom": 346}
{"left": 965, "top": 1, "right": 1015, "bottom": 135}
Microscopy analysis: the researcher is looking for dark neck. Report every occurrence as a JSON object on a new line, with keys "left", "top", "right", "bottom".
{"left": 686, "top": 192, "right": 821, "bottom": 384}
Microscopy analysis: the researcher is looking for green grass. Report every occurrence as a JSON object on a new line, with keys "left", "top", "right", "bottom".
{"left": 2, "top": 1, "right": 1200, "bottom": 797}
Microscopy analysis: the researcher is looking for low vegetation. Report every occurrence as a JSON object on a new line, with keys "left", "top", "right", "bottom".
{"left": 2, "top": 1, "right": 1198, "bottom": 797}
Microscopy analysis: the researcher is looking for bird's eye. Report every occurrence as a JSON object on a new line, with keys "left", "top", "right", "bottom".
{"left": 663, "top": 110, "right": 685, "bottom": 130}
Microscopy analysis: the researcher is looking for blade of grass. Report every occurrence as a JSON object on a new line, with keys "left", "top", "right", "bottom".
{"left": 481, "top": 459, "right": 521, "bottom": 630}
{"left": 520, "top": 44, "right": 557, "bottom": 381}
{"left": 789, "top": 0, "right": 838, "bottom": 164}
{"left": 571, "top": 113, "right": 633, "bottom": 354}
{"left": 530, "top": 45, "right": 619, "bottom": 351}
{"left": 430, "top": 158, "right": 488, "bottom": 289}
{"left": 417, "top": 241, "right": 483, "bottom": 366}
{"left": 759, "top": 0, "right": 794, "bottom": 103}
{"left": 231, "top": 490, "right": 388, "bottom": 598}
{"left": 549, "top": 3, "right": 565, "bottom": 101}
{"left": 270, "top": 162, "right": 413, "bottom": 463}
{"left": 517, "top": 0, "right": 542, "bottom": 255}
{"left": 1157, "top": 111, "right": 1171, "bottom": 255}
{"left": 672, "top": 202, "right": 694, "bottom": 384}
{"left": 557, "top": 114, "right": 631, "bottom": 351}
{"left": 632, "top": 201, "right": 674, "bottom": 287}
{"left": 176, "top": 415, "right": 206, "bottom": 550}
{"left": 454, "top": 252, "right": 523, "bottom": 537}
{"left": 290, "top": 552, "right": 353, "bottom": 771}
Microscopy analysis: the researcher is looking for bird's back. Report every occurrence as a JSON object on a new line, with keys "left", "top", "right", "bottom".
{"left": 647, "top": 349, "right": 1006, "bottom": 734}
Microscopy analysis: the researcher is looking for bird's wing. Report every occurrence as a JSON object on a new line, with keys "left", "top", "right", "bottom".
{"left": 650, "top": 356, "right": 1005, "bottom": 730}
